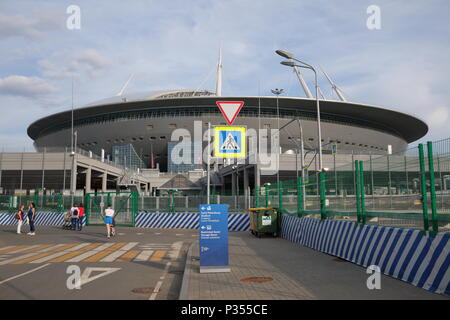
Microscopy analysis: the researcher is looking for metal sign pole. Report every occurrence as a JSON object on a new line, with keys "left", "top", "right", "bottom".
{"left": 207, "top": 122, "right": 211, "bottom": 204}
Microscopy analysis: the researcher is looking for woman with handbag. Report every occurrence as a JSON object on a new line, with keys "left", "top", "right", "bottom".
{"left": 16, "top": 204, "right": 25, "bottom": 234}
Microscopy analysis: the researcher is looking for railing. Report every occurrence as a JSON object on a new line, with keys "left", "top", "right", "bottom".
{"left": 255, "top": 138, "right": 450, "bottom": 234}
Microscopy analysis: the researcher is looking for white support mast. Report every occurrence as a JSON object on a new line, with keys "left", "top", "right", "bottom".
{"left": 320, "top": 66, "right": 347, "bottom": 102}
{"left": 116, "top": 74, "right": 134, "bottom": 96}
{"left": 215, "top": 48, "right": 223, "bottom": 96}
{"left": 317, "top": 86, "right": 326, "bottom": 99}
{"left": 293, "top": 66, "right": 313, "bottom": 99}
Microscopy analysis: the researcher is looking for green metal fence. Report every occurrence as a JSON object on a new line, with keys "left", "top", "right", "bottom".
{"left": 255, "top": 138, "right": 450, "bottom": 234}
{"left": 1, "top": 138, "right": 449, "bottom": 233}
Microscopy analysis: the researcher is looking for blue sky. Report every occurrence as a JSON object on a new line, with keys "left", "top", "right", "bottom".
{"left": 0, "top": 0, "right": 449, "bottom": 150}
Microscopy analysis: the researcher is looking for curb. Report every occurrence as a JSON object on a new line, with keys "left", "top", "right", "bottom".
{"left": 179, "top": 241, "right": 198, "bottom": 300}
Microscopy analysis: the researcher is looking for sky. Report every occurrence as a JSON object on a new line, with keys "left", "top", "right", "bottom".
{"left": 0, "top": 0, "right": 449, "bottom": 150}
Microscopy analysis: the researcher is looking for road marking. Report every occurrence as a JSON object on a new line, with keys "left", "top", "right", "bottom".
{"left": 11, "top": 244, "right": 79, "bottom": 264}
{"left": 0, "top": 244, "right": 68, "bottom": 265}
{"left": 0, "top": 245, "right": 29, "bottom": 254}
{"left": 100, "top": 250, "right": 127, "bottom": 262}
{"left": 0, "top": 246, "right": 16, "bottom": 252}
{"left": 66, "top": 243, "right": 116, "bottom": 263}
{"left": 99, "top": 242, "right": 138, "bottom": 262}
{"left": 79, "top": 267, "right": 121, "bottom": 287}
{"left": 136, "top": 233, "right": 143, "bottom": 235}
{"left": 134, "top": 250, "right": 154, "bottom": 262}
{"left": 175, "top": 234, "right": 184, "bottom": 236}
{"left": 121, "top": 242, "right": 139, "bottom": 251}
{"left": 95, "top": 243, "right": 117, "bottom": 251}
{"left": 0, "top": 264, "right": 50, "bottom": 285}
{"left": 30, "top": 243, "right": 92, "bottom": 264}
{"left": 150, "top": 250, "right": 166, "bottom": 262}
{"left": 21, "top": 244, "right": 54, "bottom": 254}
{"left": 50, "top": 243, "right": 102, "bottom": 262}
{"left": 169, "top": 241, "right": 183, "bottom": 260}
{"left": 83, "top": 243, "right": 127, "bottom": 262}
{"left": 149, "top": 261, "right": 172, "bottom": 300}
{"left": 116, "top": 250, "right": 140, "bottom": 262}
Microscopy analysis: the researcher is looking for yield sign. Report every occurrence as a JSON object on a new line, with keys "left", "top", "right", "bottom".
{"left": 216, "top": 101, "right": 244, "bottom": 125}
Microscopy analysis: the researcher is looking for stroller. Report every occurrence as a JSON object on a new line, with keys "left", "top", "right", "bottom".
{"left": 62, "top": 212, "right": 73, "bottom": 230}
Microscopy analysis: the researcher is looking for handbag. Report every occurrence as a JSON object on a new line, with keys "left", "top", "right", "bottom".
{"left": 15, "top": 213, "right": 20, "bottom": 220}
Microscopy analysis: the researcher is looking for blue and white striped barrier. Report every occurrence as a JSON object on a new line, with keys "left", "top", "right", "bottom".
{"left": 0, "top": 212, "right": 84, "bottom": 226}
{"left": 281, "top": 215, "right": 450, "bottom": 295}
{"left": 135, "top": 212, "right": 250, "bottom": 231}
{"left": 1, "top": 212, "right": 250, "bottom": 231}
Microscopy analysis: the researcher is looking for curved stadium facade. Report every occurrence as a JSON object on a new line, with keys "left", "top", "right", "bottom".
{"left": 27, "top": 90, "right": 428, "bottom": 172}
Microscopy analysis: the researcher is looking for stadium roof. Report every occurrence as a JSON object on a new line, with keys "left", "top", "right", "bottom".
{"left": 28, "top": 94, "right": 428, "bottom": 143}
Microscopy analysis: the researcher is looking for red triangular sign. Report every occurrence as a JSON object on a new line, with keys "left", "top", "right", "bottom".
{"left": 216, "top": 101, "right": 244, "bottom": 125}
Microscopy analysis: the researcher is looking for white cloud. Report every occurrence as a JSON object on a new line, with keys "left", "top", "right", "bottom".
{"left": 426, "top": 107, "right": 449, "bottom": 129}
{"left": 0, "top": 75, "right": 58, "bottom": 98}
{"left": 39, "top": 49, "right": 112, "bottom": 79}
{"left": 0, "top": 12, "right": 62, "bottom": 39}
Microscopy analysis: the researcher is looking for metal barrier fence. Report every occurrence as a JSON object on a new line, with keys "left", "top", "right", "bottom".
{"left": 256, "top": 138, "right": 450, "bottom": 233}
{"left": 0, "top": 193, "right": 251, "bottom": 216}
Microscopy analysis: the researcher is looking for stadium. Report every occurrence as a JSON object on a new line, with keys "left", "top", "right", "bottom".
{"left": 22, "top": 53, "right": 429, "bottom": 196}
{"left": 27, "top": 91, "right": 428, "bottom": 165}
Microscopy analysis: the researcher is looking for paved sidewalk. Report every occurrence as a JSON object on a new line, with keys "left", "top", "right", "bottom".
{"left": 181, "top": 232, "right": 448, "bottom": 300}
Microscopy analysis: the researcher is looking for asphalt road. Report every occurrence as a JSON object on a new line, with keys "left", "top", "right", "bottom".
{"left": 0, "top": 226, "right": 196, "bottom": 300}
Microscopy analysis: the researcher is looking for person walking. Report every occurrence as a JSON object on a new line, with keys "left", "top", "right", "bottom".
{"left": 16, "top": 204, "right": 25, "bottom": 234}
{"left": 104, "top": 204, "right": 114, "bottom": 238}
{"left": 70, "top": 205, "right": 79, "bottom": 230}
{"left": 77, "top": 203, "right": 84, "bottom": 231}
{"left": 27, "top": 202, "right": 36, "bottom": 236}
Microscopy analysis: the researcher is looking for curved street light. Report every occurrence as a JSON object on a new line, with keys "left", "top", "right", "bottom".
{"left": 276, "top": 50, "right": 323, "bottom": 172}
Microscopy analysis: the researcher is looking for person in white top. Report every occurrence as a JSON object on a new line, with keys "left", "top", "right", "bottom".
{"left": 70, "top": 206, "right": 79, "bottom": 230}
{"left": 104, "top": 204, "right": 115, "bottom": 238}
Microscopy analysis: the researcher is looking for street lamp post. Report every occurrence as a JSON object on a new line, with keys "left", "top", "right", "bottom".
{"left": 271, "top": 88, "right": 283, "bottom": 189}
{"left": 276, "top": 50, "right": 323, "bottom": 172}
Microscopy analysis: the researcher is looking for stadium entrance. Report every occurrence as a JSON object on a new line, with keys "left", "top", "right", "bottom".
{"left": 85, "top": 191, "right": 138, "bottom": 226}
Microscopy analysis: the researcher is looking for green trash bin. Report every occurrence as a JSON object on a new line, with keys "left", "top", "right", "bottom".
{"left": 249, "top": 207, "right": 280, "bottom": 238}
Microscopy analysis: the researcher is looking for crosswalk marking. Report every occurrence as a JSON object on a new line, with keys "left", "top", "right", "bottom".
{"left": 168, "top": 241, "right": 183, "bottom": 260}
{"left": 30, "top": 243, "right": 92, "bottom": 264}
{"left": 66, "top": 243, "right": 116, "bottom": 263}
{"left": 134, "top": 250, "right": 154, "bottom": 262}
{"left": 50, "top": 243, "right": 102, "bottom": 262}
{"left": 11, "top": 244, "right": 79, "bottom": 264}
{"left": 100, "top": 243, "right": 138, "bottom": 262}
{"left": 0, "top": 242, "right": 173, "bottom": 264}
{"left": 150, "top": 250, "right": 166, "bottom": 262}
{"left": 83, "top": 243, "right": 127, "bottom": 262}
{"left": 116, "top": 250, "right": 140, "bottom": 262}
{"left": 0, "top": 246, "right": 16, "bottom": 252}
{"left": 120, "top": 242, "right": 139, "bottom": 251}
{"left": 21, "top": 244, "right": 54, "bottom": 254}
{"left": 94, "top": 243, "right": 117, "bottom": 251}
{"left": 0, "top": 244, "right": 68, "bottom": 265}
{"left": 100, "top": 250, "right": 127, "bottom": 262}
{"left": 0, "top": 245, "right": 28, "bottom": 254}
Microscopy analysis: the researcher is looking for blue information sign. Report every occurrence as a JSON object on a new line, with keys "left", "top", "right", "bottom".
{"left": 199, "top": 204, "right": 230, "bottom": 273}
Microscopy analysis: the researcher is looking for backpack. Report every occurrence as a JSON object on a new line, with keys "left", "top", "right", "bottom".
{"left": 72, "top": 208, "right": 79, "bottom": 216}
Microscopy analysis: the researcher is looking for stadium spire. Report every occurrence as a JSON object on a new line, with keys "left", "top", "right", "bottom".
{"left": 215, "top": 47, "right": 223, "bottom": 96}
{"left": 292, "top": 66, "right": 313, "bottom": 99}
{"left": 320, "top": 66, "right": 347, "bottom": 102}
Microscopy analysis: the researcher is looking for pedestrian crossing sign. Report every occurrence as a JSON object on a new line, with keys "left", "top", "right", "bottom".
{"left": 214, "top": 126, "right": 246, "bottom": 158}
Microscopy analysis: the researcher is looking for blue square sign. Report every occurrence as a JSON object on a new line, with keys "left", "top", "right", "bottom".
{"left": 199, "top": 204, "right": 230, "bottom": 273}
{"left": 214, "top": 127, "right": 246, "bottom": 158}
